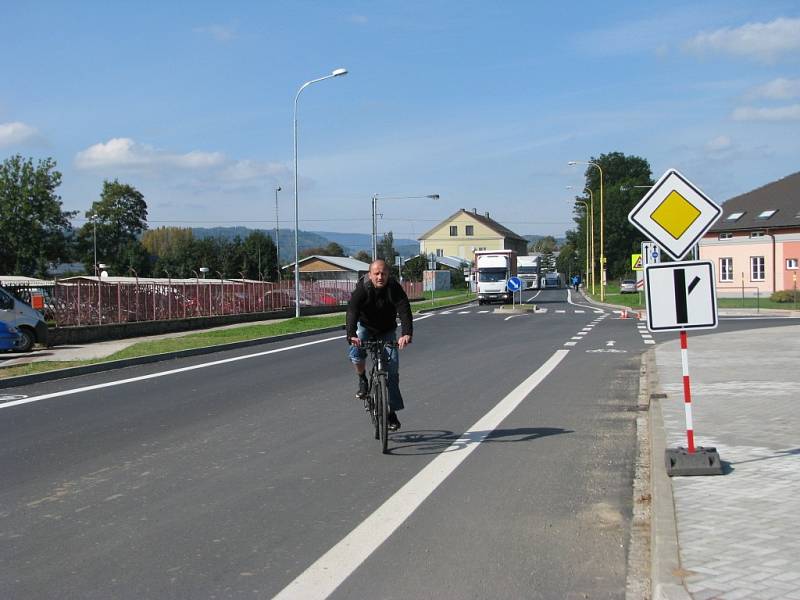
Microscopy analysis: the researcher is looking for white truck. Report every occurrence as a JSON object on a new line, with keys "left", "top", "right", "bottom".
{"left": 474, "top": 250, "right": 517, "bottom": 305}
{"left": 517, "top": 255, "right": 540, "bottom": 290}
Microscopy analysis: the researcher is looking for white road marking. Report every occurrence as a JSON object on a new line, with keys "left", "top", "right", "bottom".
{"left": 2, "top": 314, "right": 439, "bottom": 410}
{"left": 576, "top": 332, "right": 587, "bottom": 336}
{"left": 272, "top": 349, "right": 570, "bottom": 600}
{"left": 564, "top": 341, "right": 577, "bottom": 346}
{"left": 606, "top": 340, "right": 616, "bottom": 347}
{"left": 524, "top": 290, "right": 543, "bottom": 303}
{"left": 458, "top": 311, "right": 471, "bottom": 314}
{"left": 556, "top": 310, "right": 566, "bottom": 314}
{"left": 574, "top": 310, "right": 585, "bottom": 314}
{"left": 644, "top": 340, "right": 656, "bottom": 344}
{"left": 571, "top": 336, "right": 582, "bottom": 340}
{"left": 504, "top": 314, "right": 525, "bottom": 321}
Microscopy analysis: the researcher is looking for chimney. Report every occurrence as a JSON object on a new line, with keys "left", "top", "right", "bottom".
{"left": 485, "top": 212, "right": 490, "bottom": 218}
{"left": 472, "top": 208, "right": 477, "bottom": 214}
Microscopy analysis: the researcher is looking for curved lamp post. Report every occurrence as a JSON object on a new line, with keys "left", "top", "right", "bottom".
{"left": 569, "top": 160, "right": 605, "bottom": 301}
{"left": 567, "top": 185, "right": 596, "bottom": 295}
{"left": 371, "top": 194, "right": 439, "bottom": 260}
{"left": 293, "top": 67, "right": 348, "bottom": 318}
{"left": 566, "top": 197, "right": 590, "bottom": 293}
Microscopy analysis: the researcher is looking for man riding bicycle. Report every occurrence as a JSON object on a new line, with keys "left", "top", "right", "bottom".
{"left": 347, "top": 259, "right": 413, "bottom": 431}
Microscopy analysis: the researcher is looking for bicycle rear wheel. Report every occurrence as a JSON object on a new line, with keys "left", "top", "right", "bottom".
{"left": 375, "top": 373, "right": 389, "bottom": 453}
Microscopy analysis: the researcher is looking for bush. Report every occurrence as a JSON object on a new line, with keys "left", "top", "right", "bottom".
{"left": 770, "top": 290, "right": 798, "bottom": 303}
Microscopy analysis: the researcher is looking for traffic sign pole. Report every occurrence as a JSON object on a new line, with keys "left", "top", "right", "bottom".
{"left": 680, "top": 330, "right": 695, "bottom": 453}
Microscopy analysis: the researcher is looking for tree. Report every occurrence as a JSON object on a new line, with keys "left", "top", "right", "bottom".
{"left": 531, "top": 235, "right": 557, "bottom": 254}
{"left": 573, "top": 152, "right": 654, "bottom": 279}
{"left": 353, "top": 250, "right": 372, "bottom": 264}
{"left": 299, "top": 241, "right": 346, "bottom": 260}
{"left": 377, "top": 231, "right": 395, "bottom": 265}
{"left": 77, "top": 179, "right": 149, "bottom": 275}
{"left": 241, "top": 231, "right": 278, "bottom": 280}
{"left": 403, "top": 255, "right": 428, "bottom": 282}
{"left": 142, "top": 227, "right": 193, "bottom": 257}
{"left": 0, "top": 155, "right": 75, "bottom": 276}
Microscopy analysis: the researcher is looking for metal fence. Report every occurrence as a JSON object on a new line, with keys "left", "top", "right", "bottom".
{"left": 4, "top": 279, "right": 424, "bottom": 327}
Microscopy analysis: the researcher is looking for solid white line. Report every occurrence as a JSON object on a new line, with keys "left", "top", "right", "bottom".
{"left": 0, "top": 335, "right": 347, "bottom": 410}
{"left": 524, "top": 290, "right": 543, "bottom": 303}
{"left": 3, "top": 314, "right": 438, "bottom": 410}
{"left": 566, "top": 290, "right": 605, "bottom": 313}
{"left": 272, "top": 349, "right": 570, "bottom": 600}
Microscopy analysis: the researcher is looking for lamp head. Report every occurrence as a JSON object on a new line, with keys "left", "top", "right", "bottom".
{"left": 427, "top": 194, "right": 440, "bottom": 200}
{"left": 332, "top": 68, "right": 348, "bottom": 77}
{"left": 276, "top": 185, "right": 282, "bottom": 192}
{"left": 568, "top": 161, "right": 577, "bottom": 166}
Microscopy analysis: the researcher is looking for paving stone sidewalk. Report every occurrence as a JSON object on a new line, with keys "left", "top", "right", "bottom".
{"left": 654, "top": 325, "right": 800, "bottom": 600}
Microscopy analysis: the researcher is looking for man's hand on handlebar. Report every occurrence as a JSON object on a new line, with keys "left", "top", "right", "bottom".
{"left": 349, "top": 336, "right": 362, "bottom": 347}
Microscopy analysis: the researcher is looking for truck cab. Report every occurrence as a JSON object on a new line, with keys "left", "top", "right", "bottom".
{"left": 474, "top": 250, "right": 517, "bottom": 305}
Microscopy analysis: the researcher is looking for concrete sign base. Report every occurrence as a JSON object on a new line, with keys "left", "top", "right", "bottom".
{"left": 665, "top": 447, "right": 723, "bottom": 476}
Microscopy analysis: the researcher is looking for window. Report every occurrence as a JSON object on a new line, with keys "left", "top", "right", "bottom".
{"left": 726, "top": 211, "right": 745, "bottom": 222}
{"left": 436, "top": 249, "right": 444, "bottom": 257}
{"left": 751, "top": 256, "right": 765, "bottom": 281}
{"left": 465, "top": 225, "right": 474, "bottom": 236}
{"left": 449, "top": 225, "right": 458, "bottom": 236}
{"left": 757, "top": 209, "right": 777, "bottom": 220}
{"left": 718, "top": 232, "right": 733, "bottom": 240}
{"left": 750, "top": 231, "right": 765, "bottom": 238}
{"left": 720, "top": 257, "right": 733, "bottom": 282}
{"left": 788, "top": 258, "right": 799, "bottom": 270}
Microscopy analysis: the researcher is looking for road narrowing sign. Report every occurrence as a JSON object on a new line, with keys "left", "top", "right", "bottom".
{"left": 628, "top": 169, "right": 722, "bottom": 260}
{"left": 644, "top": 261, "right": 718, "bottom": 331}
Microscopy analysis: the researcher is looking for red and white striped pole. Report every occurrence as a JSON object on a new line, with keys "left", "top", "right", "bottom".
{"left": 680, "top": 330, "right": 695, "bottom": 453}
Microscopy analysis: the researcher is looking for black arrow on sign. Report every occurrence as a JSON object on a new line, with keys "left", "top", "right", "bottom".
{"left": 674, "top": 269, "right": 688, "bottom": 324}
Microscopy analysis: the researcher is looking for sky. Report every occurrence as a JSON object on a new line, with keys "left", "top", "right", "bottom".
{"left": 2, "top": 1, "right": 799, "bottom": 245}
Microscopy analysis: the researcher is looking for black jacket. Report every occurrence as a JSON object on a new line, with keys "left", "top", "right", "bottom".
{"left": 346, "top": 277, "right": 413, "bottom": 339}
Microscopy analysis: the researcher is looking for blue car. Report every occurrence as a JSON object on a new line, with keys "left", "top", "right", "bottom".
{"left": 0, "top": 321, "right": 21, "bottom": 351}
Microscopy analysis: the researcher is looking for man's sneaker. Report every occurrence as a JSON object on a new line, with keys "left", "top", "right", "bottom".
{"left": 387, "top": 411, "right": 401, "bottom": 431}
{"left": 356, "top": 377, "right": 369, "bottom": 399}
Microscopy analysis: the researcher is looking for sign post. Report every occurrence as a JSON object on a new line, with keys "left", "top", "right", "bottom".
{"left": 507, "top": 276, "right": 522, "bottom": 308}
{"left": 629, "top": 169, "right": 724, "bottom": 476}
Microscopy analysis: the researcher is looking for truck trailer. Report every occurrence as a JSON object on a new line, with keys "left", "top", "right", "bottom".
{"left": 474, "top": 250, "right": 517, "bottom": 305}
{"left": 517, "top": 255, "right": 540, "bottom": 290}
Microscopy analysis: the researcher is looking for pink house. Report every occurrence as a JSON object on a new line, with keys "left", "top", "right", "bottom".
{"left": 699, "top": 172, "right": 800, "bottom": 297}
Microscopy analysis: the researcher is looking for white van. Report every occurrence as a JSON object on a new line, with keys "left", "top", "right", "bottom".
{"left": 0, "top": 286, "right": 49, "bottom": 352}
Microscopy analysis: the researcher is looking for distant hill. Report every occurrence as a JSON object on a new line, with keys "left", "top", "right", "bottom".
{"left": 191, "top": 227, "right": 420, "bottom": 262}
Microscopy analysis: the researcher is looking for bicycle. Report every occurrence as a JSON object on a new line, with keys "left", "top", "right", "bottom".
{"left": 360, "top": 340, "right": 397, "bottom": 454}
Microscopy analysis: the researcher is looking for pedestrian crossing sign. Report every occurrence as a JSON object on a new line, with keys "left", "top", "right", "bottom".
{"left": 632, "top": 254, "right": 643, "bottom": 271}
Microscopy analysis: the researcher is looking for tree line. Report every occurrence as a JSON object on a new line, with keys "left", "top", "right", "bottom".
{"left": 2, "top": 151, "right": 654, "bottom": 282}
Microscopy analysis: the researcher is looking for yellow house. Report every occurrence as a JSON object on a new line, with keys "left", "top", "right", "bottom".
{"left": 418, "top": 208, "right": 528, "bottom": 263}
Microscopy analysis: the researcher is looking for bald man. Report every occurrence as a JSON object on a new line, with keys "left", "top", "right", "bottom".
{"left": 346, "top": 260, "right": 413, "bottom": 430}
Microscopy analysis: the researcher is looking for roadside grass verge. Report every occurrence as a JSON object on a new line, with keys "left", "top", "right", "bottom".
{"left": 584, "top": 285, "right": 796, "bottom": 311}
{"left": 0, "top": 292, "right": 475, "bottom": 380}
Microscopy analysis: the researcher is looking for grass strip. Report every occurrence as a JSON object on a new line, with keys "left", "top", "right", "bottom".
{"left": 0, "top": 293, "right": 475, "bottom": 379}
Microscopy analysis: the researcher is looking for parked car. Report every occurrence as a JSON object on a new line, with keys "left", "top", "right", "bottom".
{"left": 0, "top": 321, "right": 22, "bottom": 352}
{"left": 620, "top": 279, "right": 638, "bottom": 294}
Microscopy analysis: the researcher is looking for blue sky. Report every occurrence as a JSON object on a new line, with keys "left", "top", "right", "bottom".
{"left": 2, "top": 1, "right": 799, "bottom": 242}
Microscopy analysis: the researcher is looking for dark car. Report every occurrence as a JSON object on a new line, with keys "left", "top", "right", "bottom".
{"left": 0, "top": 322, "right": 21, "bottom": 352}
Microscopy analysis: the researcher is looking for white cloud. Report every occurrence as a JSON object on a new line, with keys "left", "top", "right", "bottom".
{"left": 732, "top": 104, "right": 800, "bottom": 121}
{"left": 193, "top": 24, "right": 237, "bottom": 42}
{"left": 748, "top": 78, "right": 800, "bottom": 100}
{"left": 706, "top": 135, "right": 732, "bottom": 151}
{"left": 221, "top": 159, "right": 290, "bottom": 182}
{"left": 75, "top": 138, "right": 226, "bottom": 170}
{"left": 348, "top": 15, "right": 368, "bottom": 25}
{"left": 685, "top": 17, "right": 800, "bottom": 62}
{"left": 0, "top": 121, "right": 39, "bottom": 146}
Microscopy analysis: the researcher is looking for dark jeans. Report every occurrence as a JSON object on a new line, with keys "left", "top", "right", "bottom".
{"left": 348, "top": 323, "right": 404, "bottom": 411}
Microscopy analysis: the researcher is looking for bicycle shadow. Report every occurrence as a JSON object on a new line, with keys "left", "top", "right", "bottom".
{"left": 387, "top": 427, "right": 572, "bottom": 456}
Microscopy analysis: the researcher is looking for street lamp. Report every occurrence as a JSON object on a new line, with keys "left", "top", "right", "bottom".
{"left": 372, "top": 194, "right": 439, "bottom": 260}
{"left": 88, "top": 213, "right": 98, "bottom": 277}
{"left": 566, "top": 196, "right": 590, "bottom": 294}
{"left": 569, "top": 160, "right": 605, "bottom": 301}
{"left": 293, "top": 67, "right": 348, "bottom": 318}
{"left": 567, "top": 185, "right": 596, "bottom": 295}
{"left": 274, "top": 185, "right": 282, "bottom": 278}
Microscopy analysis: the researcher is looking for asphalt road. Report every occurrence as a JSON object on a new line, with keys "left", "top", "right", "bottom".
{"left": 0, "top": 288, "right": 793, "bottom": 599}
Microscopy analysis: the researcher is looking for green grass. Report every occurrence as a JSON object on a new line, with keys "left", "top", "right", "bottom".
{"left": 0, "top": 292, "right": 476, "bottom": 379}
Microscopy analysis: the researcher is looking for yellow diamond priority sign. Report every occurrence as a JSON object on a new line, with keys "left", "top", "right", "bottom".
{"left": 628, "top": 169, "right": 722, "bottom": 260}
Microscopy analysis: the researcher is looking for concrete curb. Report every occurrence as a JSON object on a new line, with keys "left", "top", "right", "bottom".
{"left": 0, "top": 325, "right": 346, "bottom": 390}
{"left": 646, "top": 349, "right": 692, "bottom": 600}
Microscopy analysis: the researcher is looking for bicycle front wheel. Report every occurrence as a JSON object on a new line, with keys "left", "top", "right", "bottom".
{"left": 375, "top": 373, "right": 389, "bottom": 454}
